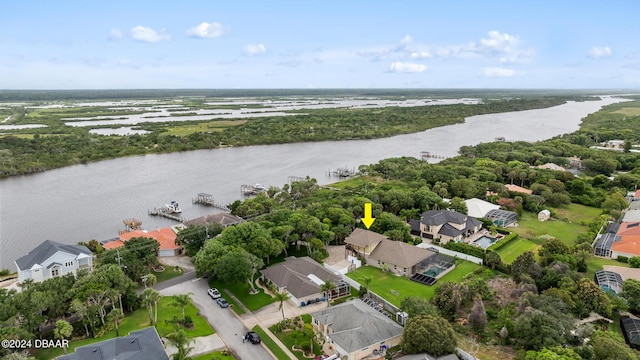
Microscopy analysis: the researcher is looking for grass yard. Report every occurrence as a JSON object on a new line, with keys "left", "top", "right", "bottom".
{"left": 207, "top": 277, "right": 274, "bottom": 313}
{"left": 269, "top": 316, "right": 322, "bottom": 360}
{"left": 586, "top": 255, "right": 630, "bottom": 279}
{"left": 513, "top": 204, "right": 602, "bottom": 246}
{"left": 191, "top": 351, "right": 236, "bottom": 360}
{"left": 612, "top": 107, "right": 640, "bottom": 116}
{"left": 154, "top": 264, "right": 184, "bottom": 283}
{"left": 166, "top": 120, "right": 247, "bottom": 136}
{"left": 36, "top": 296, "right": 213, "bottom": 359}
{"left": 495, "top": 237, "right": 541, "bottom": 264}
{"left": 347, "top": 262, "right": 481, "bottom": 308}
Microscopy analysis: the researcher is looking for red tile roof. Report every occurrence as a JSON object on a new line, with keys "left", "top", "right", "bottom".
{"left": 119, "top": 227, "right": 179, "bottom": 251}
{"left": 612, "top": 222, "right": 640, "bottom": 255}
{"left": 102, "top": 240, "right": 124, "bottom": 250}
{"left": 505, "top": 184, "right": 533, "bottom": 195}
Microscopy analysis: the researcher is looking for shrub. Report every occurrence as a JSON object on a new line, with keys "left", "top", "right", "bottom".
{"left": 487, "top": 232, "right": 519, "bottom": 251}
{"left": 617, "top": 256, "right": 629, "bottom": 264}
{"left": 443, "top": 241, "right": 486, "bottom": 260}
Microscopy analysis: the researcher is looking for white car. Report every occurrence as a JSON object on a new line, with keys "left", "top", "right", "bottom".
{"left": 208, "top": 288, "right": 221, "bottom": 299}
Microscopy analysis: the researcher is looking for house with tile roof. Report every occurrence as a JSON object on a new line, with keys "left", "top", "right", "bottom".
{"left": 410, "top": 210, "right": 483, "bottom": 245}
{"left": 505, "top": 184, "right": 533, "bottom": 195}
{"left": 367, "top": 239, "right": 438, "bottom": 277}
{"left": 15, "top": 240, "right": 93, "bottom": 284}
{"left": 344, "top": 228, "right": 388, "bottom": 258}
{"left": 102, "top": 227, "right": 180, "bottom": 257}
{"left": 611, "top": 222, "right": 640, "bottom": 260}
{"left": 260, "top": 256, "right": 349, "bottom": 305}
{"left": 310, "top": 299, "right": 403, "bottom": 360}
{"left": 57, "top": 327, "right": 168, "bottom": 360}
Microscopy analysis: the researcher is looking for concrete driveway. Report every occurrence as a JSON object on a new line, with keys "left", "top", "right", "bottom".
{"left": 159, "top": 277, "right": 275, "bottom": 360}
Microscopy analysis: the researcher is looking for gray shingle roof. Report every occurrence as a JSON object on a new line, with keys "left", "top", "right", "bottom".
{"left": 183, "top": 213, "right": 244, "bottom": 227}
{"left": 420, "top": 210, "right": 467, "bottom": 226}
{"left": 15, "top": 240, "right": 92, "bottom": 270}
{"left": 57, "top": 327, "right": 168, "bottom": 360}
{"left": 344, "top": 228, "right": 387, "bottom": 248}
{"left": 311, "top": 299, "right": 403, "bottom": 353}
{"left": 438, "top": 223, "right": 463, "bottom": 238}
{"left": 369, "top": 239, "right": 436, "bottom": 268}
{"left": 261, "top": 257, "right": 341, "bottom": 299}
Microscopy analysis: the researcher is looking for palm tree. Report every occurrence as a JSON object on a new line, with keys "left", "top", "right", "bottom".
{"left": 171, "top": 293, "right": 193, "bottom": 321}
{"left": 320, "top": 279, "right": 337, "bottom": 307}
{"left": 165, "top": 316, "right": 182, "bottom": 336}
{"left": 53, "top": 320, "right": 73, "bottom": 354}
{"left": 273, "top": 291, "right": 290, "bottom": 320}
{"left": 107, "top": 308, "right": 123, "bottom": 337}
{"left": 142, "top": 288, "right": 160, "bottom": 325}
{"left": 360, "top": 276, "right": 373, "bottom": 291}
{"left": 142, "top": 273, "right": 157, "bottom": 289}
{"left": 167, "top": 329, "right": 193, "bottom": 360}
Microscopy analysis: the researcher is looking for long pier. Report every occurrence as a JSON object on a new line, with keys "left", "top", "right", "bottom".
{"left": 192, "top": 193, "right": 230, "bottom": 211}
{"left": 148, "top": 207, "right": 185, "bottom": 222}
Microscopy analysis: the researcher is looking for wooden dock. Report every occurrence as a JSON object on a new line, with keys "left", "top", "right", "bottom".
{"left": 420, "top": 151, "right": 447, "bottom": 161}
{"left": 192, "top": 193, "right": 230, "bottom": 211}
{"left": 148, "top": 207, "right": 185, "bottom": 222}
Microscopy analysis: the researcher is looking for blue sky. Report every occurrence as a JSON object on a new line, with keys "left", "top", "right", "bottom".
{"left": 1, "top": 1, "right": 639, "bottom": 89}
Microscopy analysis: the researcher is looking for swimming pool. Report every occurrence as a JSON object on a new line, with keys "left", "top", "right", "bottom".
{"left": 473, "top": 235, "right": 497, "bottom": 249}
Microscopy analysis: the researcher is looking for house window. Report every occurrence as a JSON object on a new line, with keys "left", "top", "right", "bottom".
{"left": 51, "top": 268, "right": 60, "bottom": 277}
{"left": 65, "top": 261, "right": 73, "bottom": 267}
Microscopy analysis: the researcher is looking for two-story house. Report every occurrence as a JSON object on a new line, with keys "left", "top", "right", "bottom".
{"left": 410, "top": 209, "right": 482, "bottom": 244}
{"left": 15, "top": 240, "right": 93, "bottom": 284}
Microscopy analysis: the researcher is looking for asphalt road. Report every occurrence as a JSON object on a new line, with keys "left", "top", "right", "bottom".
{"left": 159, "top": 277, "right": 275, "bottom": 360}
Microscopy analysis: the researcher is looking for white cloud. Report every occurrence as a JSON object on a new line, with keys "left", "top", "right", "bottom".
{"left": 588, "top": 46, "right": 612, "bottom": 59}
{"left": 410, "top": 51, "right": 431, "bottom": 59}
{"left": 482, "top": 67, "right": 515, "bottom": 77}
{"left": 242, "top": 44, "right": 267, "bottom": 56}
{"left": 130, "top": 26, "right": 170, "bottom": 43}
{"left": 186, "top": 22, "right": 229, "bottom": 38}
{"left": 478, "top": 30, "right": 517, "bottom": 53}
{"left": 400, "top": 35, "right": 413, "bottom": 45}
{"left": 109, "top": 28, "right": 123, "bottom": 40}
{"left": 389, "top": 62, "right": 427, "bottom": 73}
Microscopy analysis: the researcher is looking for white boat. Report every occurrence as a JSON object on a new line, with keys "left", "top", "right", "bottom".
{"left": 164, "top": 201, "right": 182, "bottom": 213}
{"left": 254, "top": 184, "right": 266, "bottom": 191}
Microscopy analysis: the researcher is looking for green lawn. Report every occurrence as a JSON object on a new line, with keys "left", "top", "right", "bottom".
{"left": 496, "top": 237, "right": 541, "bottom": 264}
{"left": 191, "top": 351, "right": 236, "bottom": 360}
{"left": 513, "top": 204, "right": 602, "bottom": 246}
{"left": 252, "top": 325, "right": 291, "bottom": 360}
{"left": 586, "top": 255, "right": 630, "bottom": 279}
{"left": 154, "top": 264, "right": 184, "bottom": 283}
{"left": 36, "top": 296, "right": 213, "bottom": 359}
{"left": 207, "top": 277, "right": 274, "bottom": 313}
{"left": 347, "top": 262, "right": 481, "bottom": 308}
{"left": 269, "top": 317, "right": 322, "bottom": 359}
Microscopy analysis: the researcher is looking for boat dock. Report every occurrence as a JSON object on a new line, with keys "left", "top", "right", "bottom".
{"left": 241, "top": 184, "right": 266, "bottom": 196}
{"left": 420, "top": 151, "right": 447, "bottom": 161}
{"left": 148, "top": 207, "right": 185, "bottom": 222}
{"left": 326, "top": 167, "right": 356, "bottom": 178}
{"left": 192, "top": 193, "right": 229, "bottom": 211}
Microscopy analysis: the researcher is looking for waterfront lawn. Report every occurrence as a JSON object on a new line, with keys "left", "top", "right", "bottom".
{"left": 347, "top": 262, "right": 481, "bottom": 308}
{"left": 252, "top": 325, "right": 290, "bottom": 360}
{"left": 495, "top": 237, "right": 541, "bottom": 264}
{"left": 512, "top": 204, "right": 601, "bottom": 246}
{"left": 36, "top": 297, "right": 213, "bottom": 359}
{"left": 207, "top": 277, "right": 274, "bottom": 313}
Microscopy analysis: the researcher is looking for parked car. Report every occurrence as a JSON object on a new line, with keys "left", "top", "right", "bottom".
{"left": 216, "top": 297, "right": 229, "bottom": 308}
{"left": 207, "top": 288, "right": 221, "bottom": 299}
{"left": 245, "top": 331, "right": 261, "bottom": 344}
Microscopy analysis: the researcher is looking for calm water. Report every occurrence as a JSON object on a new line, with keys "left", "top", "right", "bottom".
{"left": 0, "top": 96, "right": 624, "bottom": 270}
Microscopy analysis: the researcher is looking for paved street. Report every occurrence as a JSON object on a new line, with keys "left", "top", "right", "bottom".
{"left": 160, "top": 277, "right": 275, "bottom": 360}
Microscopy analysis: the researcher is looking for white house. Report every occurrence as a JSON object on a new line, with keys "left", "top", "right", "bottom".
{"left": 15, "top": 240, "right": 93, "bottom": 284}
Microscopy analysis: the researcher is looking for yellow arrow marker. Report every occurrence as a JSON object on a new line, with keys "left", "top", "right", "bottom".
{"left": 361, "top": 203, "right": 376, "bottom": 229}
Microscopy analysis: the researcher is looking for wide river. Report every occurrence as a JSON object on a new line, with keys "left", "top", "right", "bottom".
{"left": 0, "top": 96, "right": 624, "bottom": 270}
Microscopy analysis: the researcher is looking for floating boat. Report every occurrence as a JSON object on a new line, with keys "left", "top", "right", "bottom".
{"left": 164, "top": 200, "right": 182, "bottom": 213}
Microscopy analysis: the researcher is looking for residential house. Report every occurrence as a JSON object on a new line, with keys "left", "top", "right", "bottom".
{"left": 310, "top": 299, "right": 403, "bottom": 360}
{"left": 568, "top": 156, "right": 584, "bottom": 170}
{"left": 15, "top": 240, "right": 93, "bottom": 284}
{"left": 183, "top": 212, "right": 244, "bottom": 228}
{"left": 610, "top": 222, "right": 640, "bottom": 259}
{"left": 102, "top": 227, "right": 180, "bottom": 257}
{"left": 57, "top": 327, "right": 168, "bottom": 360}
{"left": 536, "top": 163, "right": 567, "bottom": 172}
{"left": 410, "top": 210, "right": 482, "bottom": 244}
{"left": 464, "top": 198, "right": 500, "bottom": 219}
{"left": 622, "top": 210, "right": 640, "bottom": 223}
{"left": 344, "top": 228, "right": 388, "bottom": 259}
{"left": 260, "top": 256, "right": 349, "bottom": 305}
{"left": 505, "top": 184, "right": 533, "bottom": 195}
{"left": 398, "top": 353, "right": 460, "bottom": 360}
{"left": 367, "top": 239, "right": 438, "bottom": 277}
